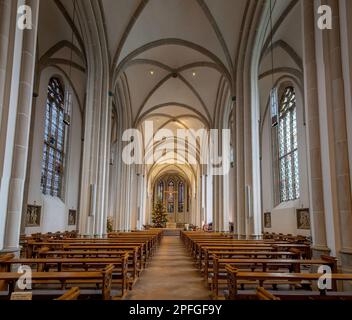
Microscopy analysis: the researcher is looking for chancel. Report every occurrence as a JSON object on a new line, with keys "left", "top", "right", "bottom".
{"left": 0, "top": 0, "right": 352, "bottom": 302}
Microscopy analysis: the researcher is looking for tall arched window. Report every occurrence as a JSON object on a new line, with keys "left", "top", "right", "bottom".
{"left": 167, "top": 180, "right": 175, "bottom": 213}
{"left": 41, "top": 77, "right": 66, "bottom": 198}
{"left": 178, "top": 181, "right": 184, "bottom": 212}
{"left": 157, "top": 181, "right": 164, "bottom": 202}
{"left": 278, "top": 86, "right": 300, "bottom": 202}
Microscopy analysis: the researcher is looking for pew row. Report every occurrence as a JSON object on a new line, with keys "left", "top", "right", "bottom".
{"left": 225, "top": 265, "right": 352, "bottom": 301}
{"left": 211, "top": 255, "right": 338, "bottom": 298}
{"left": 0, "top": 254, "right": 130, "bottom": 296}
{"left": 0, "top": 264, "right": 115, "bottom": 300}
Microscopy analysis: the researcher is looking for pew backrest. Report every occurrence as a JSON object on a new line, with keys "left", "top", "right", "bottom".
{"left": 55, "top": 287, "right": 80, "bottom": 300}
{"left": 102, "top": 264, "right": 114, "bottom": 300}
{"left": 256, "top": 287, "right": 280, "bottom": 300}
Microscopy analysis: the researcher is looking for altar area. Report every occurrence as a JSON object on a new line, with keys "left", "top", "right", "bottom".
{"left": 150, "top": 223, "right": 184, "bottom": 236}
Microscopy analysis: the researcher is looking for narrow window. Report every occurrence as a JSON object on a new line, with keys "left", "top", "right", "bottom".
{"left": 41, "top": 77, "right": 66, "bottom": 198}
{"left": 278, "top": 87, "right": 300, "bottom": 202}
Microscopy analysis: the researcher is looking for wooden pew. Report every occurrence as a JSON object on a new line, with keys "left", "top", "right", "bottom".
{"left": 0, "top": 264, "right": 115, "bottom": 300}
{"left": 181, "top": 231, "right": 288, "bottom": 253}
{"left": 193, "top": 241, "right": 308, "bottom": 261}
{"left": 10, "top": 230, "right": 164, "bottom": 300}
{"left": 38, "top": 248, "right": 139, "bottom": 282}
{"left": 62, "top": 245, "right": 144, "bottom": 269}
{"left": 0, "top": 254, "right": 15, "bottom": 291}
{"left": 181, "top": 231, "right": 308, "bottom": 254}
{"left": 225, "top": 265, "right": 352, "bottom": 300}
{"left": 27, "top": 243, "right": 143, "bottom": 270}
{"left": 263, "top": 232, "right": 311, "bottom": 245}
{"left": 108, "top": 232, "right": 162, "bottom": 255}
{"left": 194, "top": 244, "right": 275, "bottom": 264}
{"left": 199, "top": 246, "right": 295, "bottom": 272}
{"left": 0, "top": 254, "right": 130, "bottom": 296}
{"left": 184, "top": 234, "right": 283, "bottom": 249}
{"left": 203, "top": 250, "right": 299, "bottom": 281}
{"left": 211, "top": 255, "right": 338, "bottom": 298}
{"left": 47, "top": 236, "right": 157, "bottom": 258}
{"left": 26, "top": 241, "right": 145, "bottom": 261}
{"left": 55, "top": 287, "right": 80, "bottom": 300}
{"left": 256, "top": 287, "right": 280, "bottom": 300}
{"left": 236, "top": 286, "right": 352, "bottom": 301}
{"left": 193, "top": 241, "right": 275, "bottom": 259}
{"left": 272, "top": 244, "right": 311, "bottom": 259}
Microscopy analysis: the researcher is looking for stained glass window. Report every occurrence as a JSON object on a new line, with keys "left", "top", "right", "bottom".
{"left": 157, "top": 181, "right": 164, "bottom": 202}
{"left": 167, "top": 180, "right": 174, "bottom": 213}
{"left": 278, "top": 87, "right": 300, "bottom": 202}
{"left": 178, "top": 182, "right": 184, "bottom": 212}
{"left": 41, "top": 77, "right": 66, "bottom": 198}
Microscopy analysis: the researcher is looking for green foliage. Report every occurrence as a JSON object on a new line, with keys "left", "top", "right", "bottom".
{"left": 152, "top": 200, "right": 168, "bottom": 228}
{"left": 107, "top": 216, "right": 113, "bottom": 233}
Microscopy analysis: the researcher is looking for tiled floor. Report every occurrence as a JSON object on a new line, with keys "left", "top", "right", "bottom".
{"left": 125, "top": 236, "right": 210, "bottom": 300}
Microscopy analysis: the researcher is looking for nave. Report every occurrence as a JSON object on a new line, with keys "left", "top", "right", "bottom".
{"left": 125, "top": 236, "right": 209, "bottom": 300}
{"left": 2, "top": 230, "right": 352, "bottom": 301}
{"left": 1, "top": 0, "right": 352, "bottom": 304}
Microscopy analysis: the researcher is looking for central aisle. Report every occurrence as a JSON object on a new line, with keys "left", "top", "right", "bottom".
{"left": 125, "top": 236, "right": 210, "bottom": 300}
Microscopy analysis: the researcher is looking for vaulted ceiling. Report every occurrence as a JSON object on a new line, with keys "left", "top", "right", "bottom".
{"left": 103, "top": 0, "right": 251, "bottom": 129}
{"left": 100, "top": 0, "right": 254, "bottom": 178}
{"left": 37, "top": 0, "right": 273, "bottom": 180}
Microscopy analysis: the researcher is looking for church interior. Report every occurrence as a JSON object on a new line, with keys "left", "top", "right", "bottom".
{"left": 1, "top": 0, "right": 352, "bottom": 302}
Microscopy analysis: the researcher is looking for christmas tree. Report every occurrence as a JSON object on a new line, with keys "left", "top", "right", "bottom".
{"left": 152, "top": 200, "right": 168, "bottom": 228}
{"left": 106, "top": 216, "right": 113, "bottom": 233}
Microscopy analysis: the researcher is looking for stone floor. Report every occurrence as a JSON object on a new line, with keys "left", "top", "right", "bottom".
{"left": 125, "top": 236, "right": 210, "bottom": 300}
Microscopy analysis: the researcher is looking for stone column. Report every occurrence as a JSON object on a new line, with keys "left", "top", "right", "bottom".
{"left": 130, "top": 170, "right": 139, "bottom": 230}
{"left": 243, "top": 0, "right": 264, "bottom": 237}
{"left": 3, "top": 0, "right": 40, "bottom": 251}
{"left": 220, "top": 174, "right": 228, "bottom": 232}
{"left": 243, "top": 80, "right": 254, "bottom": 236}
{"left": 124, "top": 164, "right": 133, "bottom": 231}
{"left": 325, "top": 0, "right": 352, "bottom": 271}
{"left": 0, "top": 0, "right": 15, "bottom": 251}
{"left": 212, "top": 175, "right": 218, "bottom": 231}
{"left": 0, "top": 0, "right": 11, "bottom": 133}
{"left": 112, "top": 137, "right": 122, "bottom": 231}
{"left": 118, "top": 163, "right": 128, "bottom": 231}
{"left": 340, "top": 0, "right": 352, "bottom": 198}
{"left": 301, "top": 0, "right": 329, "bottom": 256}
{"left": 204, "top": 174, "right": 208, "bottom": 224}
{"left": 231, "top": 110, "right": 237, "bottom": 234}
{"left": 200, "top": 174, "right": 204, "bottom": 225}
{"left": 236, "top": 96, "right": 246, "bottom": 237}
{"left": 140, "top": 174, "right": 146, "bottom": 229}
{"left": 77, "top": 0, "right": 110, "bottom": 237}
{"left": 135, "top": 173, "right": 141, "bottom": 230}
{"left": 196, "top": 173, "right": 202, "bottom": 228}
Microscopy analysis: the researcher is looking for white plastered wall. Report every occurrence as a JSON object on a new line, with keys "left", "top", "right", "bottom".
{"left": 25, "top": 67, "right": 82, "bottom": 234}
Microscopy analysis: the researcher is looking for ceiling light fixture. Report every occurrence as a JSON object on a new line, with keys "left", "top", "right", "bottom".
{"left": 150, "top": 70, "right": 155, "bottom": 75}
{"left": 192, "top": 71, "right": 196, "bottom": 77}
